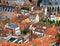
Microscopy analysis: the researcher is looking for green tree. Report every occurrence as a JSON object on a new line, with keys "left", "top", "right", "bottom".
{"left": 59, "top": 20, "right": 60, "bottom": 23}
{"left": 37, "top": 0, "right": 42, "bottom": 7}
{"left": 22, "top": 29, "right": 28, "bottom": 35}
{"left": 42, "top": 18, "right": 47, "bottom": 23}
{"left": 21, "top": 7, "right": 29, "bottom": 11}
{"left": 48, "top": 19, "right": 49, "bottom": 22}
{"left": 49, "top": 20, "right": 54, "bottom": 24}
{"left": 55, "top": 20, "right": 59, "bottom": 26}
{"left": 58, "top": 20, "right": 60, "bottom": 26}
{"left": 53, "top": 20, "right": 55, "bottom": 23}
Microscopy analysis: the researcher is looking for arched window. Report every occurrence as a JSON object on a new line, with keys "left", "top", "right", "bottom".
{"left": 52, "top": 7, "right": 54, "bottom": 10}
{"left": 47, "top": 7, "right": 49, "bottom": 12}
{"left": 49, "top": 0, "right": 52, "bottom": 5}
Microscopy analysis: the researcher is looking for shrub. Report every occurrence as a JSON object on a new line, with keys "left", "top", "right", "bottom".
{"left": 37, "top": 0, "right": 42, "bottom": 6}
{"left": 21, "top": 7, "right": 29, "bottom": 11}
{"left": 22, "top": 29, "right": 28, "bottom": 35}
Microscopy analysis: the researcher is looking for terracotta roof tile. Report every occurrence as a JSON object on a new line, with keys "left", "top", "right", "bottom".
{"left": 44, "top": 27, "right": 57, "bottom": 36}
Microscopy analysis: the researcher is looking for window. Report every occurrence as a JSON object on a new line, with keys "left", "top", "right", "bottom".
{"left": 49, "top": 0, "right": 52, "bottom": 5}
{"left": 49, "top": 2, "right": 52, "bottom": 5}
{"left": 49, "top": 0, "right": 52, "bottom": 2}
{"left": 54, "top": 0, "right": 58, "bottom": 2}
{"left": 4, "top": 8, "right": 6, "bottom": 11}
{"left": 54, "top": 0, "right": 58, "bottom": 4}
{"left": 52, "top": 7, "right": 54, "bottom": 10}
{"left": 47, "top": 7, "right": 49, "bottom": 11}
{"left": 57, "top": 6, "right": 59, "bottom": 11}
{"left": 21, "top": 0, "right": 26, "bottom": 2}
{"left": 55, "top": 2, "right": 58, "bottom": 5}
{"left": 15, "top": 27, "right": 21, "bottom": 36}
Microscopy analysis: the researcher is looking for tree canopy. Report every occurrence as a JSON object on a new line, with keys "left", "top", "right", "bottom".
{"left": 38, "top": 0, "right": 42, "bottom": 3}
{"left": 21, "top": 7, "right": 29, "bottom": 10}
{"left": 37, "top": 0, "right": 42, "bottom": 6}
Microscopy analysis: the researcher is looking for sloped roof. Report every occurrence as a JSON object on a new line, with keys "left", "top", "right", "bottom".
{"left": 0, "top": 29, "right": 12, "bottom": 37}
{"left": 44, "top": 27, "right": 57, "bottom": 36}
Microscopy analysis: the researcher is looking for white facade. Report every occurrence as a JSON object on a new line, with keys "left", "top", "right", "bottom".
{"left": 50, "top": 14, "right": 56, "bottom": 20}
{"left": 15, "top": 27, "right": 21, "bottom": 36}
{"left": 29, "top": 24, "right": 33, "bottom": 30}
{"left": 34, "top": 14, "right": 39, "bottom": 23}
{"left": 31, "top": 6, "right": 34, "bottom": 11}
{"left": 44, "top": 8, "right": 47, "bottom": 16}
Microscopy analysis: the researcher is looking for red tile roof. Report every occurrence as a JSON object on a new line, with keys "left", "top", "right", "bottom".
{"left": 0, "top": 28, "right": 12, "bottom": 37}
{"left": 44, "top": 27, "right": 57, "bottom": 36}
